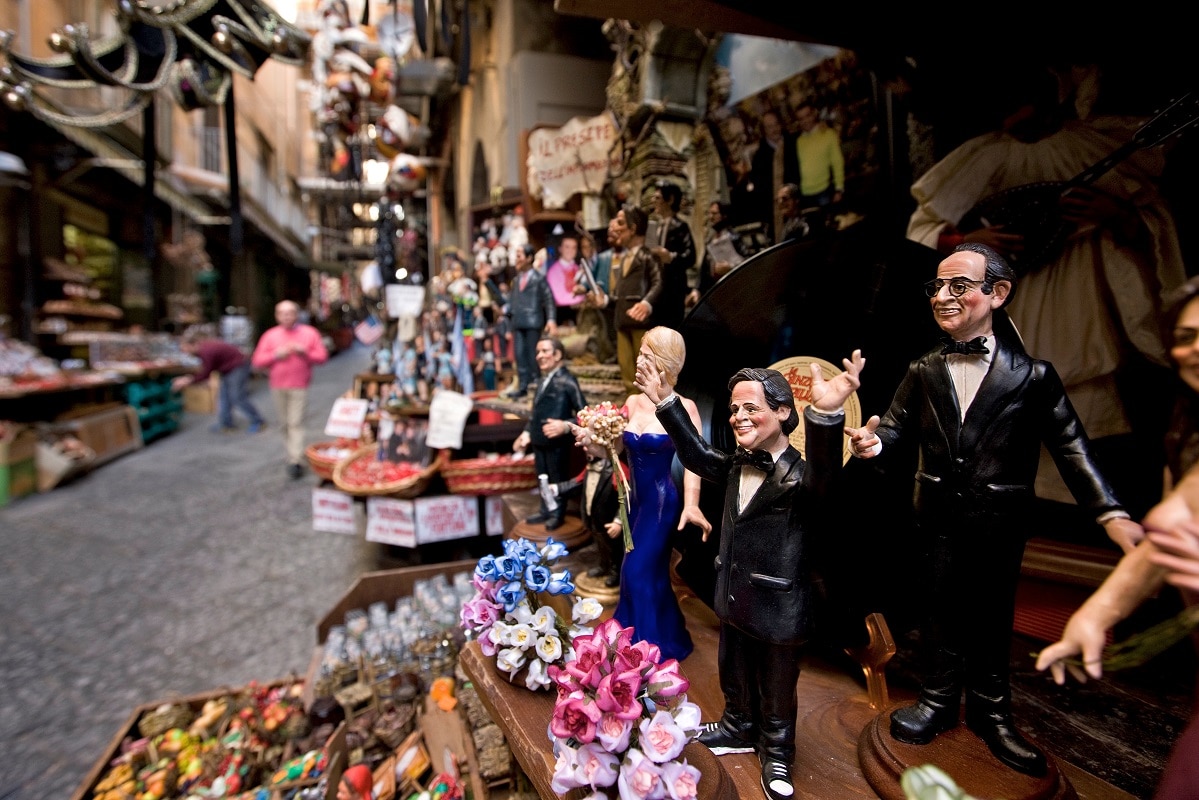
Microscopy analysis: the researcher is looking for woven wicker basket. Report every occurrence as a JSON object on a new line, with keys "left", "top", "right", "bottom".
{"left": 305, "top": 441, "right": 355, "bottom": 480}
{"left": 442, "top": 455, "right": 538, "bottom": 495}
{"left": 332, "top": 447, "right": 447, "bottom": 498}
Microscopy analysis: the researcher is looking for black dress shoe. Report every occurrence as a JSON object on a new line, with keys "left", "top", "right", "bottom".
{"left": 586, "top": 566, "right": 605, "bottom": 578}
{"left": 890, "top": 701, "right": 959, "bottom": 745}
{"left": 967, "top": 718, "right": 1047, "bottom": 776}
{"left": 544, "top": 515, "right": 565, "bottom": 531}
{"left": 760, "top": 757, "right": 794, "bottom": 800}
{"left": 603, "top": 573, "right": 620, "bottom": 588}
{"left": 696, "top": 722, "right": 755, "bottom": 755}
{"left": 525, "top": 511, "right": 550, "bottom": 524}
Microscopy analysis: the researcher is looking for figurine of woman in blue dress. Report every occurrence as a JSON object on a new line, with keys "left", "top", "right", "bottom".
{"left": 576, "top": 326, "right": 711, "bottom": 661}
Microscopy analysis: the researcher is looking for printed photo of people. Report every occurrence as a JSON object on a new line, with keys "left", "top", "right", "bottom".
{"left": 707, "top": 45, "right": 878, "bottom": 246}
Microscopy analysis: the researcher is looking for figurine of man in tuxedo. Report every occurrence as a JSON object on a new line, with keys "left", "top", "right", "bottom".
{"left": 845, "top": 242, "right": 1142, "bottom": 776}
{"left": 636, "top": 349, "right": 865, "bottom": 800}
{"left": 513, "top": 336, "right": 586, "bottom": 530}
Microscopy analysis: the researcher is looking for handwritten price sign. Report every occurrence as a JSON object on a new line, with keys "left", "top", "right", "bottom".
{"left": 768, "top": 355, "right": 861, "bottom": 464}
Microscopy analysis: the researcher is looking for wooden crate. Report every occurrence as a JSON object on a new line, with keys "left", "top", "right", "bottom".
{"left": 70, "top": 678, "right": 341, "bottom": 800}
{"left": 54, "top": 403, "right": 143, "bottom": 466}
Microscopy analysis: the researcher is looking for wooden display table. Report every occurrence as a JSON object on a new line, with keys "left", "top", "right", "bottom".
{"left": 460, "top": 583, "right": 1136, "bottom": 800}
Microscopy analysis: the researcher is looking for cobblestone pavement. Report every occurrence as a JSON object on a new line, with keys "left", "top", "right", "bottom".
{"left": 0, "top": 343, "right": 435, "bottom": 800}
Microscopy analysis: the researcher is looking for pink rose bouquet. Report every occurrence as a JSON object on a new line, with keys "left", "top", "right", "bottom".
{"left": 460, "top": 537, "right": 604, "bottom": 691}
{"left": 548, "top": 618, "right": 704, "bottom": 800}
{"left": 576, "top": 401, "right": 633, "bottom": 552}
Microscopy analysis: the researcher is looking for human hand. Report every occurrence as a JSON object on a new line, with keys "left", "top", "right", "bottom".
{"left": 846, "top": 415, "right": 881, "bottom": 458}
{"left": 171, "top": 376, "right": 192, "bottom": 392}
{"left": 651, "top": 246, "right": 672, "bottom": 263}
{"left": 275, "top": 346, "right": 291, "bottom": 360}
{"left": 679, "top": 505, "right": 712, "bottom": 541}
{"left": 810, "top": 349, "right": 864, "bottom": 412}
{"left": 545, "top": 321, "right": 558, "bottom": 336}
{"left": 684, "top": 289, "right": 700, "bottom": 310}
{"left": 571, "top": 425, "right": 606, "bottom": 459}
{"left": 1148, "top": 520, "right": 1199, "bottom": 592}
{"left": 541, "top": 419, "right": 571, "bottom": 439}
{"left": 1034, "top": 610, "right": 1110, "bottom": 685}
{"left": 634, "top": 357, "right": 672, "bottom": 405}
{"left": 1058, "top": 187, "right": 1125, "bottom": 225}
{"left": 713, "top": 261, "right": 732, "bottom": 277}
{"left": 626, "top": 302, "right": 650, "bottom": 323}
{"left": 1104, "top": 517, "right": 1145, "bottom": 555}
{"left": 604, "top": 520, "right": 623, "bottom": 539}
{"left": 513, "top": 431, "right": 530, "bottom": 453}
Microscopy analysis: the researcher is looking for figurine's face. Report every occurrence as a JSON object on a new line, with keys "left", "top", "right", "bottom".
{"left": 559, "top": 238, "right": 578, "bottom": 262}
{"left": 796, "top": 105, "right": 818, "bottom": 132}
{"left": 535, "top": 339, "right": 562, "bottom": 373}
{"left": 728, "top": 380, "right": 790, "bottom": 453}
{"left": 706, "top": 203, "right": 723, "bottom": 226}
{"left": 613, "top": 211, "right": 632, "bottom": 247}
{"left": 929, "top": 250, "right": 1006, "bottom": 341}
{"left": 1172, "top": 296, "right": 1199, "bottom": 394}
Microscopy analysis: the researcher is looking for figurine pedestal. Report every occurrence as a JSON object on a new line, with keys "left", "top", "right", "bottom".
{"left": 508, "top": 516, "right": 590, "bottom": 550}
{"left": 572, "top": 571, "right": 620, "bottom": 606}
{"left": 857, "top": 711, "right": 1076, "bottom": 800}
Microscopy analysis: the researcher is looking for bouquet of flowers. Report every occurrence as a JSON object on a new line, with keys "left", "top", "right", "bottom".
{"left": 460, "top": 537, "right": 605, "bottom": 691}
{"left": 576, "top": 401, "right": 633, "bottom": 552}
{"left": 548, "top": 618, "right": 704, "bottom": 800}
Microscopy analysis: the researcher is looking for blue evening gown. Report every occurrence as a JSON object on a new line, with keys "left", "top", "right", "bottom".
{"left": 613, "top": 430, "right": 693, "bottom": 662}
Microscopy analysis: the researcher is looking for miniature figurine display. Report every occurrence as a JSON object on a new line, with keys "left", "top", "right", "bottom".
{"left": 636, "top": 339, "right": 865, "bottom": 800}
{"left": 512, "top": 337, "right": 586, "bottom": 531}
{"left": 576, "top": 327, "right": 708, "bottom": 663}
{"left": 845, "top": 243, "right": 1141, "bottom": 777}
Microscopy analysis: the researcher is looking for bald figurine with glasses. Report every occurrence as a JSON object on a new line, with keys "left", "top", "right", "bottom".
{"left": 845, "top": 242, "right": 1143, "bottom": 777}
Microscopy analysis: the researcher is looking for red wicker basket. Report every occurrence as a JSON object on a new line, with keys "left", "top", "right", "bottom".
{"left": 333, "top": 447, "right": 448, "bottom": 498}
{"left": 305, "top": 440, "right": 357, "bottom": 480}
{"left": 442, "top": 454, "right": 538, "bottom": 495}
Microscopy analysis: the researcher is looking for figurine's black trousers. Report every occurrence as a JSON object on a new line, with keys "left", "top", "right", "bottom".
{"left": 718, "top": 622, "right": 804, "bottom": 764}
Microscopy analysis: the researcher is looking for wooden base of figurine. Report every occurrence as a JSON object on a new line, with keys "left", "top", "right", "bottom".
{"left": 857, "top": 711, "right": 1076, "bottom": 800}
{"left": 507, "top": 516, "right": 590, "bottom": 550}
{"left": 572, "top": 571, "right": 620, "bottom": 605}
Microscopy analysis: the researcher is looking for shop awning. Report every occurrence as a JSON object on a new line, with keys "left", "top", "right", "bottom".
{"left": 43, "top": 118, "right": 230, "bottom": 226}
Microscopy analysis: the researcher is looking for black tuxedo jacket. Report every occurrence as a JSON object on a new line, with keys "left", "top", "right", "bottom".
{"left": 658, "top": 399, "right": 845, "bottom": 645}
{"left": 875, "top": 335, "right": 1122, "bottom": 526}
{"left": 558, "top": 459, "right": 620, "bottom": 532}
{"left": 655, "top": 217, "right": 696, "bottom": 330}
{"left": 525, "top": 367, "right": 586, "bottom": 448}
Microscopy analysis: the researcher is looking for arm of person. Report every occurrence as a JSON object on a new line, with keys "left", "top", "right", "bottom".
{"left": 678, "top": 396, "right": 713, "bottom": 540}
{"left": 305, "top": 327, "right": 330, "bottom": 365}
{"left": 1035, "top": 466, "right": 1199, "bottom": 683}
{"left": 250, "top": 330, "right": 277, "bottom": 369}
{"left": 1034, "top": 541, "right": 1165, "bottom": 684}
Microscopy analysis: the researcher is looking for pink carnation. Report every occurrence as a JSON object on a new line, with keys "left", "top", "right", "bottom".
{"left": 645, "top": 659, "right": 688, "bottom": 699}
{"left": 595, "top": 669, "right": 645, "bottom": 720}
{"left": 550, "top": 694, "right": 602, "bottom": 744}
{"left": 638, "top": 709, "right": 688, "bottom": 763}
{"left": 595, "top": 711, "right": 633, "bottom": 753}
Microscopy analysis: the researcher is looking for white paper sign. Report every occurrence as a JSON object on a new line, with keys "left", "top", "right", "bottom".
{"left": 324, "top": 397, "right": 370, "bottom": 438}
{"left": 426, "top": 390, "right": 474, "bottom": 449}
{"left": 415, "top": 495, "right": 479, "bottom": 544}
{"left": 312, "top": 488, "right": 358, "bottom": 534}
{"left": 386, "top": 284, "right": 426, "bottom": 319}
{"left": 483, "top": 495, "right": 505, "bottom": 536}
{"left": 365, "top": 496, "right": 417, "bottom": 548}
{"left": 526, "top": 112, "right": 622, "bottom": 209}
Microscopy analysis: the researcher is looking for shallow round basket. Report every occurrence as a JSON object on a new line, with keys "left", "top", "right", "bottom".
{"left": 332, "top": 447, "right": 448, "bottom": 498}
{"left": 442, "top": 455, "right": 538, "bottom": 495}
{"left": 305, "top": 441, "right": 355, "bottom": 481}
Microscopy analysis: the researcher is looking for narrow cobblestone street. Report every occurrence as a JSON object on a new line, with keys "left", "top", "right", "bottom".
{"left": 0, "top": 343, "right": 421, "bottom": 799}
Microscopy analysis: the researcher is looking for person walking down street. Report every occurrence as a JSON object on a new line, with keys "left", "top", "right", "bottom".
{"left": 251, "top": 300, "right": 330, "bottom": 479}
{"left": 173, "top": 329, "right": 266, "bottom": 434}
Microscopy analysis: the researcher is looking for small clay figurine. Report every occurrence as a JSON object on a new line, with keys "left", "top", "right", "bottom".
{"left": 554, "top": 454, "right": 624, "bottom": 587}
{"left": 336, "top": 763, "right": 372, "bottom": 800}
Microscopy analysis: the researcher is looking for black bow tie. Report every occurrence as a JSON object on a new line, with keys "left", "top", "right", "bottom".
{"left": 732, "top": 447, "right": 774, "bottom": 474}
{"left": 941, "top": 336, "right": 989, "bottom": 356}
